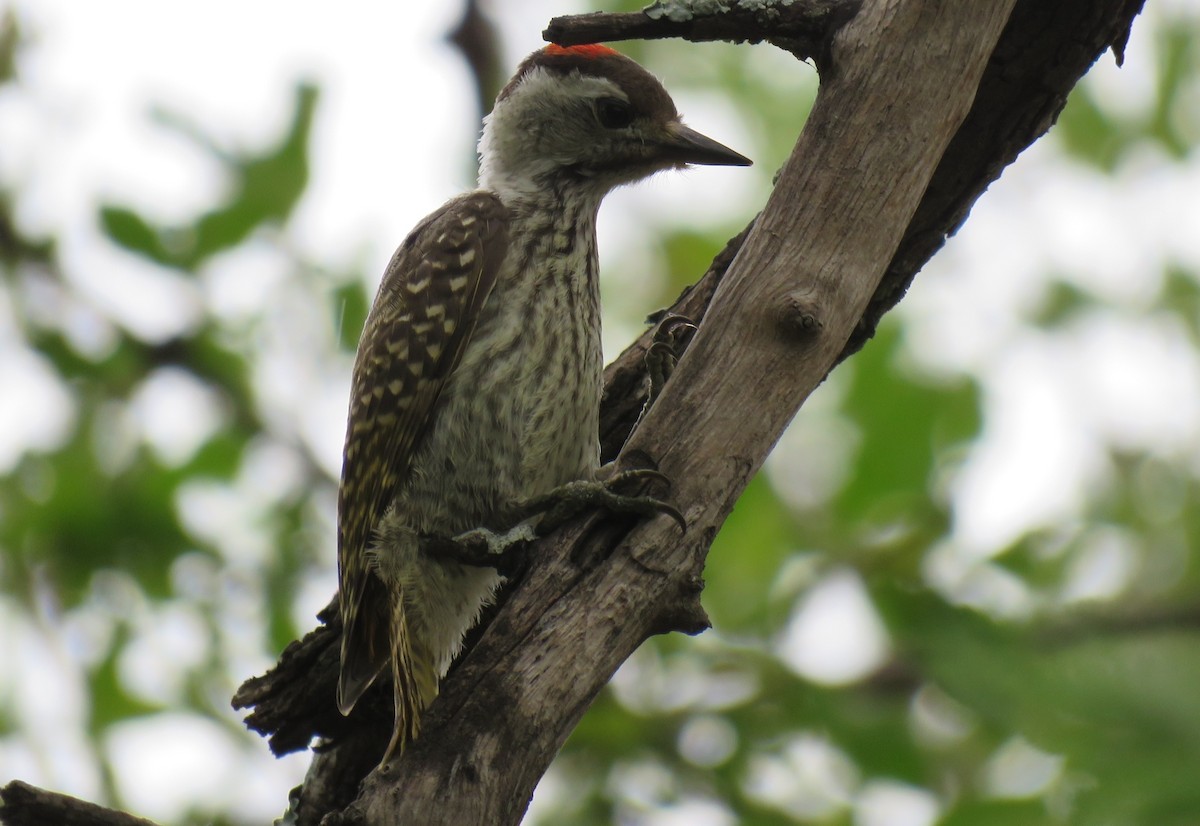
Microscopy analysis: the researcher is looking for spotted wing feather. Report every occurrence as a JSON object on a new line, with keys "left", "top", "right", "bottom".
{"left": 337, "top": 192, "right": 509, "bottom": 716}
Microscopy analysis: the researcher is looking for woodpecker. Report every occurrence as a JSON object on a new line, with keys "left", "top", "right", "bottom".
{"left": 336, "top": 43, "right": 750, "bottom": 762}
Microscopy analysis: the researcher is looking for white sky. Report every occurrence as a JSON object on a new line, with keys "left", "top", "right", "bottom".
{"left": 1, "top": 0, "right": 1198, "bottom": 823}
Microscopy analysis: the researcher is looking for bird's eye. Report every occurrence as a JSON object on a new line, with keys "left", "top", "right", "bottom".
{"left": 596, "top": 98, "right": 634, "bottom": 129}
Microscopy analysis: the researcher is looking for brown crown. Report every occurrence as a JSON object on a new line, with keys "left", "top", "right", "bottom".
{"left": 496, "top": 45, "right": 678, "bottom": 125}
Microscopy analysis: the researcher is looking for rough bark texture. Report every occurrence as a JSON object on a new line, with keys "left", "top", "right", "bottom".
{"left": 0, "top": 0, "right": 1145, "bottom": 825}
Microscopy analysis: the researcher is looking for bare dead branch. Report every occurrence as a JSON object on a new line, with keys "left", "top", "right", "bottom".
{"left": 543, "top": 1, "right": 855, "bottom": 67}
{"left": 0, "top": 782, "right": 160, "bottom": 826}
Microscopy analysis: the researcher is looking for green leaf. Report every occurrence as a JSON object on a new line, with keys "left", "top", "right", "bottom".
{"left": 834, "top": 322, "right": 981, "bottom": 527}
{"left": 3, "top": 418, "right": 193, "bottom": 605}
{"left": 940, "top": 799, "right": 1056, "bottom": 826}
{"left": 184, "top": 83, "right": 317, "bottom": 266}
{"left": 99, "top": 205, "right": 173, "bottom": 265}
{"left": 705, "top": 475, "right": 794, "bottom": 631}
{"left": 184, "top": 428, "right": 247, "bottom": 481}
{"left": 99, "top": 82, "right": 319, "bottom": 271}
{"left": 1031, "top": 279, "right": 1095, "bottom": 327}
{"left": 0, "top": 10, "right": 19, "bottom": 86}
{"left": 88, "top": 626, "right": 161, "bottom": 733}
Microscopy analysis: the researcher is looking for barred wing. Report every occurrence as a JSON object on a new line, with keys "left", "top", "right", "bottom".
{"left": 336, "top": 191, "right": 509, "bottom": 714}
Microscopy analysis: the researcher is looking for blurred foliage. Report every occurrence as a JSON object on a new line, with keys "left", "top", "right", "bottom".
{"left": 100, "top": 84, "right": 317, "bottom": 271}
{"left": 0, "top": 16, "right": 357, "bottom": 822}
{"left": 2, "top": 4, "right": 1200, "bottom": 826}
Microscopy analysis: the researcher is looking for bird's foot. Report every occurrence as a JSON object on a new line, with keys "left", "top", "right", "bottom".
{"left": 641, "top": 312, "right": 697, "bottom": 422}
{"left": 517, "top": 466, "right": 686, "bottom": 536}
{"left": 420, "top": 521, "right": 538, "bottom": 577}
{"left": 422, "top": 469, "right": 684, "bottom": 575}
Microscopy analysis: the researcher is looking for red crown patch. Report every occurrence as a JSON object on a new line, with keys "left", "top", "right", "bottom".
{"left": 544, "top": 43, "right": 621, "bottom": 59}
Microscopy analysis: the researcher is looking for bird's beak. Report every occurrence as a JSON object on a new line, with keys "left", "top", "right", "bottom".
{"left": 660, "top": 122, "right": 752, "bottom": 167}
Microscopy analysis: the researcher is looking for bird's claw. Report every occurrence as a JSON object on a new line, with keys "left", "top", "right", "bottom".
{"left": 520, "top": 468, "right": 685, "bottom": 535}
{"left": 602, "top": 466, "right": 672, "bottom": 490}
{"left": 641, "top": 313, "right": 698, "bottom": 423}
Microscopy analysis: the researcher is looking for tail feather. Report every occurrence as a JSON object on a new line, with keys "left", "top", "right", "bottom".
{"left": 337, "top": 575, "right": 390, "bottom": 715}
{"left": 381, "top": 595, "right": 440, "bottom": 763}
{"left": 339, "top": 574, "right": 440, "bottom": 762}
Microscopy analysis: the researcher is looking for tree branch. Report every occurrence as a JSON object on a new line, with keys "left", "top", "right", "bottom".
{"left": 446, "top": 0, "right": 505, "bottom": 121}
{"left": 543, "top": 1, "right": 856, "bottom": 66}
{"left": 0, "top": 782, "right": 160, "bottom": 826}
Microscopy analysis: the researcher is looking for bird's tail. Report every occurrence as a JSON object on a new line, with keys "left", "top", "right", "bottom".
{"left": 337, "top": 574, "right": 390, "bottom": 716}
{"left": 380, "top": 593, "right": 440, "bottom": 763}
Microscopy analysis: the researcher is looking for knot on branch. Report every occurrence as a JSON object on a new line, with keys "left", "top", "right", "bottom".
{"left": 779, "top": 290, "right": 824, "bottom": 339}
{"left": 652, "top": 573, "right": 711, "bottom": 636}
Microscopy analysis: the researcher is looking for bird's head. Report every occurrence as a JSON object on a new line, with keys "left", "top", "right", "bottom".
{"left": 478, "top": 44, "right": 750, "bottom": 200}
